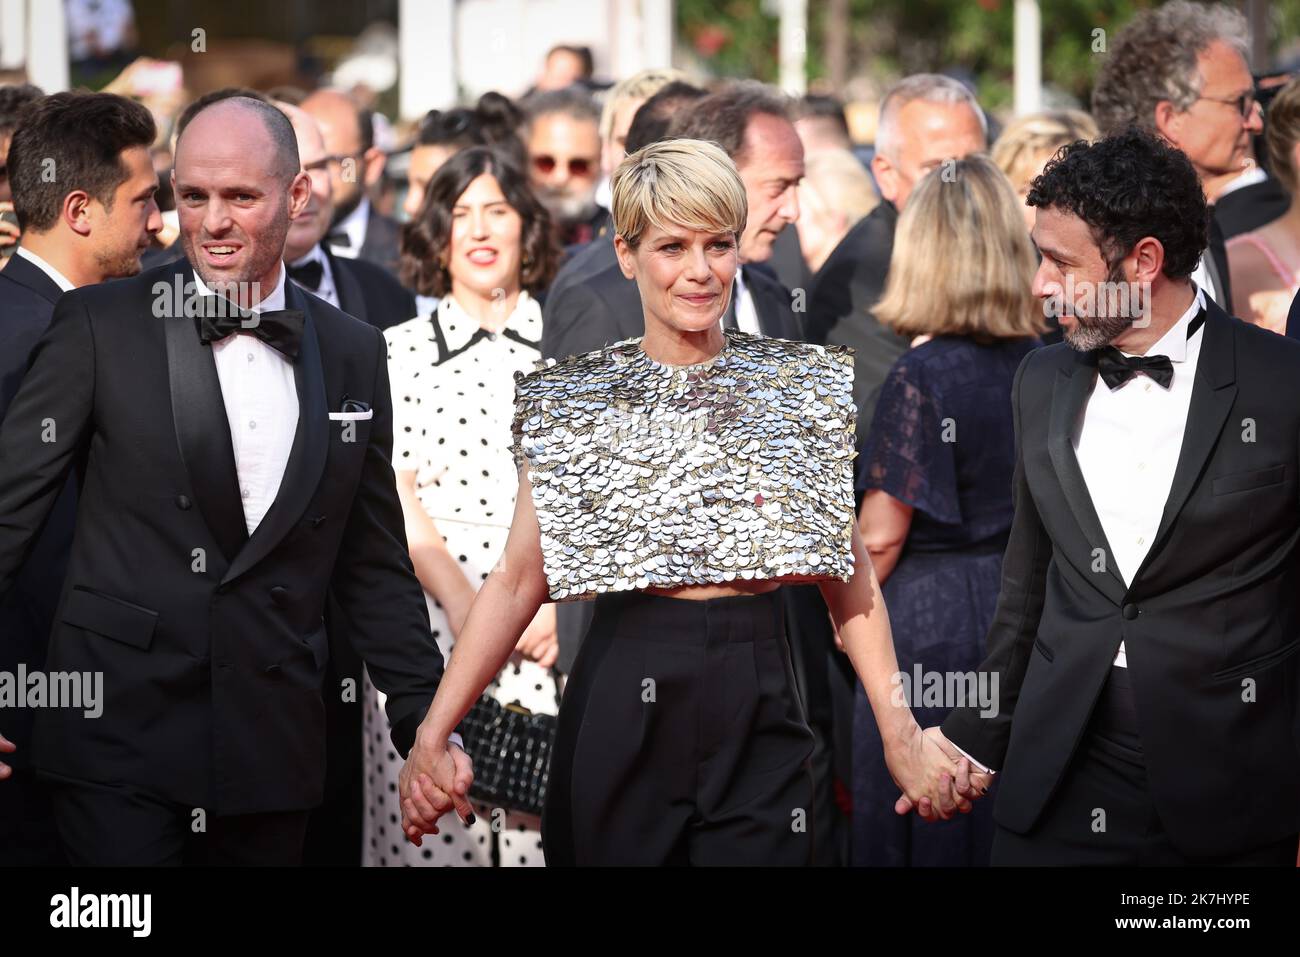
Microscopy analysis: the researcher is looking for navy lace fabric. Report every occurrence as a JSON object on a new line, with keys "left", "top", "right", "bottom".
{"left": 851, "top": 334, "right": 1038, "bottom": 867}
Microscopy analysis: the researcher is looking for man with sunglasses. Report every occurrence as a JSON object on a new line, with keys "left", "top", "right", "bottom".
{"left": 521, "top": 88, "right": 606, "bottom": 248}
{"left": 1092, "top": 1, "right": 1265, "bottom": 310}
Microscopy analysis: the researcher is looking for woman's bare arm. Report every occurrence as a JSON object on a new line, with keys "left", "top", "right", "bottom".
{"left": 819, "top": 522, "right": 972, "bottom": 820}
{"left": 856, "top": 489, "right": 913, "bottom": 586}
{"left": 395, "top": 468, "right": 477, "bottom": 635}
{"left": 413, "top": 466, "right": 551, "bottom": 747}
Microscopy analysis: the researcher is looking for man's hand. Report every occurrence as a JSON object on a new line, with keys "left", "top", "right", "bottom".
{"left": 894, "top": 726, "right": 992, "bottom": 818}
{"left": 0, "top": 731, "right": 15, "bottom": 780}
{"left": 398, "top": 734, "right": 475, "bottom": 846}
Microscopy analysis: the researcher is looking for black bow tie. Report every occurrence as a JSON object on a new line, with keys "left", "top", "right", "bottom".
{"left": 194, "top": 297, "right": 305, "bottom": 360}
{"left": 1096, "top": 307, "right": 1206, "bottom": 391}
{"left": 287, "top": 258, "right": 324, "bottom": 291}
{"left": 326, "top": 229, "right": 352, "bottom": 251}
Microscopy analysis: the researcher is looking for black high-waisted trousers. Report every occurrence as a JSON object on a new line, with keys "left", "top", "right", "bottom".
{"left": 541, "top": 588, "right": 817, "bottom": 866}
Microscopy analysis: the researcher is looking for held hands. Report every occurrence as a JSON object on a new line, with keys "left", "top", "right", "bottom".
{"left": 398, "top": 733, "right": 476, "bottom": 846}
{"left": 887, "top": 724, "right": 991, "bottom": 821}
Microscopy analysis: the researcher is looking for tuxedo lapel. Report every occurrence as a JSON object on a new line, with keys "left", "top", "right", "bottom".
{"left": 164, "top": 263, "right": 248, "bottom": 563}
{"left": 325, "top": 247, "right": 367, "bottom": 323}
{"left": 1047, "top": 350, "right": 1127, "bottom": 603}
{"left": 222, "top": 281, "right": 328, "bottom": 585}
{"left": 1130, "top": 304, "right": 1237, "bottom": 586}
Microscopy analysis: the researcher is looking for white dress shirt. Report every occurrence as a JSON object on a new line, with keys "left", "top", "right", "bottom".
{"left": 287, "top": 244, "right": 339, "bottom": 308}
{"left": 15, "top": 246, "right": 77, "bottom": 292}
{"left": 1074, "top": 286, "right": 1206, "bottom": 667}
{"left": 193, "top": 265, "right": 299, "bottom": 535}
{"left": 328, "top": 197, "right": 370, "bottom": 260}
{"left": 733, "top": 268, "right": 762, "bottom": 335}
{"left": 949, "top": 288, "right": 1208, "bottom": 777}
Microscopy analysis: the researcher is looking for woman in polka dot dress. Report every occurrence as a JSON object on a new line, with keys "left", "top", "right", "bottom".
{"left": 363, "top": 145, "right": 561, "bottom": 866}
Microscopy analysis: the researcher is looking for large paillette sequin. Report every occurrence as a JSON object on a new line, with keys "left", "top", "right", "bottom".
{"left": 511, "top": 329, "right": 857, "bottom": 601}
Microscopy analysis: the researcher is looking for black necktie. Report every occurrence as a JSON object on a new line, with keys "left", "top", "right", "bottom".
{"left": 287, "top": 258, "right": 324, "bottom": 291}
{"left": 1096, "top": 308, "right": 1205, "bottom": 391}
{"left": 194, "top": 297, "right": 306, "bottom": 360}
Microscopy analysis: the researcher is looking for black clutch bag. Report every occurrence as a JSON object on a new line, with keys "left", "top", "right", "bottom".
{"left": 459, "top": 672, "right": 560, "bottom": 817}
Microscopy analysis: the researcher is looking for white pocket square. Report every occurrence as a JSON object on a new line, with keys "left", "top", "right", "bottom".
{"left": 329, "top": 410, "right": 374, "bottom": 421}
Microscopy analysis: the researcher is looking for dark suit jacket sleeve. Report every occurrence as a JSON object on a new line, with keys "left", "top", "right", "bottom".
{"left": 541, "top": 278, "right": 608, "bottom": 361}
{"left": 940, "top": 353, "right": 1052, "bottom": 769}
{"left": 0, "top": 293, "right": 95, "bottom": 598}
{"left": 328, "top": 326, "right": 445, "bottom": 758}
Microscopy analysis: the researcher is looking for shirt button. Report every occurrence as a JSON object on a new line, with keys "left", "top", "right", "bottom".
{"left": 1136, "top": 535, "right": 1145, "bottom": 545}
{"left": 1137, "top": 462, "right": 1146, "bottom": 471}
{"left": 242, "top": 488, "right": 250, "bottom": 499}
{"left": 1144, "top": 382, "right": 1152, "bottom": 391}
{"left": 247, "top": 353, "right": 254, "bottom": 362}
{"left": 249, "top": 420, "right": 257, "bottom": 430}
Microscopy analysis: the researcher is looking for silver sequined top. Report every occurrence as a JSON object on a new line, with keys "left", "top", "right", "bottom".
{"left": 511, "top": 329, "right": 857, "bottom": 601}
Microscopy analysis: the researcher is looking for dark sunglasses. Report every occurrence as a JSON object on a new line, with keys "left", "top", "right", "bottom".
{"left": 532, "top": 154, "right": 595, "bottom": 177}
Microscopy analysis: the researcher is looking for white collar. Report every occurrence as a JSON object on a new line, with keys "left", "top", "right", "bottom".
{"left": 288, "top": 243, "right": 328, "bottom": 269}
{"left": 439, "top": 289, "right": 539, "bottom": 352}
{"left": 191, "top": 261, "right": 288, "bottom": 312}
{"left": 15, "top": 245, "right": 77, "bottom": 292}
{"left": 334, "top": 197, "right": 371, "bottom": 252}
{"left": 1217, "top": 165, "right": 1268, "bottom": 199}
{"left": 1120, "top": 285, "right": 1205, "bottom": 362}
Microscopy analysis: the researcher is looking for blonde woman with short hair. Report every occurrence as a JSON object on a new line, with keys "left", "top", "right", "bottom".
{"left": 992, "top": 110, "right": 1099, "bottom": 232}
{"left": 395, "top": 138, "right": 989, "bottom": 865}
{"left": 851, "top": 154, "right": 1041, "bottom": 867}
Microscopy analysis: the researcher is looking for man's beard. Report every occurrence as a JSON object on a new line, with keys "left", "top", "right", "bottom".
{"left": 94, "top": 243, "right": 144, "bottom": 280}
{"left": 1061, "top": 259, "right": 1138, "bottom": 352}
{"left": 536, "top": 184, "right": 597, "bottom": 226}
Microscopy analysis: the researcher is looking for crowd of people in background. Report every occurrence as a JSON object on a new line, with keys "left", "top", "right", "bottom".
{"left": 1, "top": 0, "right": 1298, "bottom": 867}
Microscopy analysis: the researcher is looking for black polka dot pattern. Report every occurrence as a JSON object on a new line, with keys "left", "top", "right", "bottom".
{"left": 366, "top": 294, "right": 556, "bottom": 868}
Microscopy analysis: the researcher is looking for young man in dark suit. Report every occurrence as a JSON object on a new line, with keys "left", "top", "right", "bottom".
{"left": 0, "top": 94, "right": 471, "bottom": 865}
{"left": 0, "top": 90, "right": 163, "bottom": 865}
{"left": 925, "top": 128, "right": 1300, "bottom": 865}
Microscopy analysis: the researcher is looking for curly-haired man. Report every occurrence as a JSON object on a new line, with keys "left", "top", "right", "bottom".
{"left": 927, "top": 127, "right": 1300, "bottom": 865}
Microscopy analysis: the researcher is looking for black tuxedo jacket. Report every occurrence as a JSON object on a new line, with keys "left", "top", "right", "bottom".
{"left": 1204, "top": 217, "right": 1234, "bottom": 311}
{"left": 0, "top": 258, "right": 443, "bottom": 814}
{"left": 0, "top": 254, "right": 76, "bottom": 770}
{"left": 943, "top": 299, "right": 1300, "bottom": 858}
{"left": 319, "top": 246, "right": 415, "bottom": 330}
{"left": 541, "top": 260, "right": 803, "bottom": 364}
{"left": 1214, "top": 177, "right": 1289, "bottom": 241}
{"left": 805, "top": 201, "right": 909, "bottom": 445}
{"left": 358, "top": 208, "right": 402, "bottom": 277}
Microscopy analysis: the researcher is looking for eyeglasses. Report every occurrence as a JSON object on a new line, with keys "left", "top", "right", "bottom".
{"left": 531, "top": 154, "right": 595, "bottom": 177}
{"left": 1196, "top": 91, "right": 1258, "bottom": 120}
